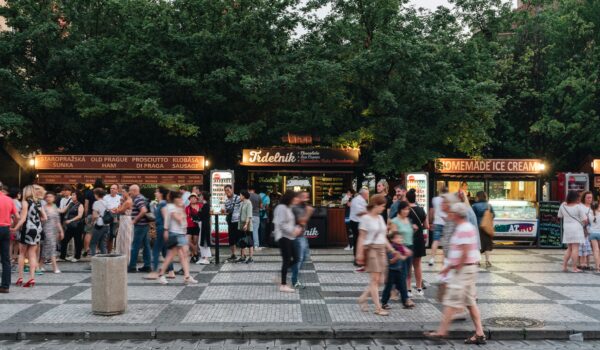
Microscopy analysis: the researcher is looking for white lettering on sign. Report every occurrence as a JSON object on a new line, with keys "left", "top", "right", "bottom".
{"left": 437, "top": 159, "right": 542, "bottom": 174}
{"left": 304, "top": 227, "right": 319, "bottom": 238}
{"left": 247, "top": 150, "right": 296, "bottom": 163}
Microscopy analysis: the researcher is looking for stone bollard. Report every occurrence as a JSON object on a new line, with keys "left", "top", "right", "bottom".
{"left": 91, "top": 254, "right": 128, "bottom": 316}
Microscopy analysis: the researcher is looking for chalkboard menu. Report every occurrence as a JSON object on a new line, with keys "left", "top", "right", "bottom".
{"left": 537, "top": 201, "right": 563, "bottom": 248}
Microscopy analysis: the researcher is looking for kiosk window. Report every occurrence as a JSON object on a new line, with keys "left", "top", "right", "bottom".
{"left": 489, "top": 181, "right": 536, "bottom": 202}
{"left": 447, "top": 181, "right": 484, "bottom": 201}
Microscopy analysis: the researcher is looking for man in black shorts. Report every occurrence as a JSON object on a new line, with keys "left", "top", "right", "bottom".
{"left": 224, "top": 185, "right": 242, "bottom": 262}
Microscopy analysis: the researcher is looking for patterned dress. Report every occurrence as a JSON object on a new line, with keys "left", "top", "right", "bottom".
{"left": 42, "top": 205, "right": 61, "bottom": 258}
{"left": 115, "top": 209, "right": 133, "bottom": 262}
{"left": 18, "top": 199, "right": 43, "bottom": 245}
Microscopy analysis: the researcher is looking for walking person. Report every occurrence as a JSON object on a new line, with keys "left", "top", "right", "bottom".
{"left": 259, "top": 188, "right": 271, "bottom": 248}
{"left": 389, "top": 201, "right": 417, "bottom": 297}
{"left": 196, "top": 191, "right": 212, "bottom": 265}
{"left": 291, "top": 191, "right": 314, "bottom": 288}
{"left": 114, "top": 185, "right": 133, "bottom": 264}
{"left": 185, "top": 193, "right": 201, "bottom": 263}
{"left": 103, "top": 184, "right": 121, "bottom": 254}
{"left": 146, "top": 187, "right": 175, "bottom": 279}
{"left": 406, "top": 189, "right": 429, "bottom": 297}
{"left": 472, "top": 191, "right": 495, "bottom": 267}
{"left": 224, "top": 185, "right": 242, "bottom": 262}
{"left": 588, "top": 202, "right": 600, "bottom": 272}
{"left": 237, "top": 190, "right": 255, "bottom": 263}
{"left": 157, "top": 191, "right": 198, "bottom": 285}
{"left": 356, "top": 194, "right": 395, "bottom": 316}
{"left": 128, "top": 185, "right": 152, "bottom": 273}
{"left": 380, "top": 231, "right": 415, "bottom": 310}
{"left": 274, "top": 190, "right": 302, "bottom": 293}
{"left": 13, "top": 185, "right": 47, "bottom": 288}
{"left": 558, "top": 190, "right": 588, "bottom": 273}
{"left": 249, "top": 187, "right": 262, "bottom": 250}
{"left": 428, "top": 187, "right": 448, "bottom": 266}
{"left": 0, "top": 181, "right": 19, "bottom": 293}
{"left": 342, "top": 189, "right": 355, "bottom": 251}
{"left": 41, "top": 192, "right": 63, "bottom": 274}
{"left": 578, "top": 191, "right": 594, "bottom": 269}
{"left": 424, "top": 203, "right": 486, "bottom": 345}
{"left": 59, "top": 191, "right": 85, "bottom": 262}
{"left": 350, "top": 188, "right": 369, "bottom": 269}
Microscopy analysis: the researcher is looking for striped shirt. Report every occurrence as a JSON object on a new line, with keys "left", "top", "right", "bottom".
{"left": 131, "top": 194, "right": 149, "bottom": 226}
{"left": 448, "top": 222, "right": 481, "bottom": 266}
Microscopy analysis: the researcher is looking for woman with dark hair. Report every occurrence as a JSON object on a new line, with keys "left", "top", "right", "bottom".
{"left": 274, "top": 190, "right": 302, "bottom": 293}
{"left": 558, "top": 190, "right": 588, "bottom": 272}
{"left": 472, "top": 191, "right": 495, "bottom": 267}
{"left": 406, "top": 189, "right": 429, "bottom": 297}
{"left": 237, "top": 190, "right": 254, "bottom": 263}
{"left": 185, "top": 194, "right": 201, "bottom": 263}
{"left": 59, "top": 191, "right": 85, "bottom": 263}
{"left": 146, "top": 187, "right": 174, "bottom": 280}
{"left": 388, "top": 201, "right": 416, "bottom": 309}
{"left": 356, "top": 194, "right": 395, "bottom": 316}
{"left": 196, "top": 191, "right": 212, "bottom": 265}
{"left": 578, "top": 191, "right": 594, "bottom": 269}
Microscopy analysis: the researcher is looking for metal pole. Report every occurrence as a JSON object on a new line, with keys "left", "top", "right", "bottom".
{"left": 214, "top": 214, "right": 220, "bottom": 264}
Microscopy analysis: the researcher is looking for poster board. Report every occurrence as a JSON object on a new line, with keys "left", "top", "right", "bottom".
{"left": 537, "top": 201, "right": 562, "bottom": 248}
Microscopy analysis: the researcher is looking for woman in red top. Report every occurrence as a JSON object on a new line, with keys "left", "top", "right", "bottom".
{"left": 186, "top": 194, "right": 202, "bottom": 263}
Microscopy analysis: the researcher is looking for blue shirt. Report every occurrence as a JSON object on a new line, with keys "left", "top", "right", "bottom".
{"left": 155, "top": 200, "right": 167, "bottom": 231}
{"left": 259, "top": 193, "right": 270, "bottom": 219}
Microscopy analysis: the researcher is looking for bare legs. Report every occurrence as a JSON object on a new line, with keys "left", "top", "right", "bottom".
{"left": 592, "top": 240, "right": 600, "bottom": 271}
{"left": 188, "top": 235, "right": 198, "bottom": 259}
{"left": 414, "top": 257, "right": 423, "bottom": 289}
{"left": 18, "top": 244, "right": 37, "bottom": 281}
{"left": 563, "top": 243, "right": 581, "bottom": 272}
{"left": 433, "top": 305, "right": 484, "bottom": 337}
{"left": 160, "top": 246, "right": 191, "bottom": 279}
{"left": 358, "top": 272, "right": 384, "bottom": 312}
{"left": 430, "top": 240, "right": 440, "bottom": 264}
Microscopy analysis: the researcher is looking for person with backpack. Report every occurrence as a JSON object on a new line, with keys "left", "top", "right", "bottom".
{"left": 274, "top": 190, "right": 302, "bottom": 293}
{"left": 406, "top": 189, "right": 429, "bottom": 297}
{"left": 472, "top": 191, "right": 495, "bottom": 268}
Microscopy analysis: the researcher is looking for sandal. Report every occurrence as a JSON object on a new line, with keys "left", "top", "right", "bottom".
{"left": 357, "top": 297, "right": 369, "bottom": 312}
{"left": 381, "top": 304, "right": 391, "bottom": 310}
{"left": 403, "top": 299, "right": 416, "bottom": 309}
{"left": 374, "top": 308, "right": 389, "bottom": 316}
{"left": 464, "top": 333, "right": 487, "bottom": 345}
{"left": 423, "top": 331, "right": 446, "bottom": 340}
{"left": 485, "top": 261, "right": 492, "bottom": 268}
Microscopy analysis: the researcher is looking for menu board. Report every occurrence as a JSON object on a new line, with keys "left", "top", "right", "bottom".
{"left": 537, "top": 201, "right": 562, "bottom": 248}
{"left": 37, "top": 173, "right": 202, "bottom": 185}
{"left": 314, "top": 176, "right": 344, "bottom": 205}
{"left": 210, "top": 170, "right": 234, "bottom": 245}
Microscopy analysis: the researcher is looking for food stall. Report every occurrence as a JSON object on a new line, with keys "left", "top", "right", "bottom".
{"left": 433, "top": 158, "right": 546, "bottom": 245}
{"left": 241, "top": 147, "right": 360, "bottom": 247}
{"left": 593, "top": 159, "right": 600, "bottom": 195}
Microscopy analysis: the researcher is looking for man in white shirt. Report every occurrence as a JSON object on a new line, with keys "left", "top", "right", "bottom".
{"left": 349, "top": 188, "right": 368, "bottom": 266}
{"left": 103, "top": 184, "right": 122, "bottom": 253}
{"left": 428, "top": 186, "right": 448, "bottom": 266}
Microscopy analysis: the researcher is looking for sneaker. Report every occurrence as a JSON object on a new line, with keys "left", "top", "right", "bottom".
{"left": 344, "top": 245, "right": 352, "bottom": 251}
{"left": 184, "top": 276, "right": 199, "bottom": 285}
{"left": 127, "top": 267, "right": 138, "bottom": 273}
{"left": 428, "top": 258, "right": 434, "bottom": 266}
{"left": 54, "top": 270, "right": 61, "bottom": 274}
{"left": 226, "top": 254, "right": 237, "bottom": 262}
{"left": 293, "top": 282, "right": 305, "bottom": 289}
{"left": 190, "top": 256, "right": 198, "bottom": 263}
{"left": 236, "top": 256, "right": 247, "bottom": 263}
{"left": 280, "top": 285, "right": 296, "bottom": 293}
{"left": 354, "top": 267, "right": 365, "bottom": 273}
{"left": 416, "top": 288, "right": 424, "bottom": 297}
{"left": 201, "top": 258, "right": 210, "bottom": 265}
{"left": 138, "top": 266, "right": 151, "bottom": 273}
{"left": 407, "top": 290, "right": 413, "bottom": 298}
{"left": 66, "top": 257, "right": 78, "bottom": 263}
{"left": 158, "top": 275, "right": 168, "bottom": 285}
{"left": 254, "top": 247, "right": 263, "bottom": 251}
{"left": 245, "top": 257, "right": 254, "bottom": 264}
{"left": 382, "top": 304, "right": 391, "bottom": 310}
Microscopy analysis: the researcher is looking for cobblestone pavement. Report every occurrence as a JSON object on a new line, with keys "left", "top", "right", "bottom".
{"left": 1, "top": 338, "right": 600, "bottom": 350}
{"left": 3, "top": 248, "right": 600, "bottom": 337}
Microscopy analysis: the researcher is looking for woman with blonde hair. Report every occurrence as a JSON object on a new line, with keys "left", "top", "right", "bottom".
{"left": 12, "top": 185, "right": 47, "bottom": 287}
{"left": 356, "top": 194, "right": 396, "bottom": 316}
{"left": 376, "top": 179, "right": 392, "bottom": 223}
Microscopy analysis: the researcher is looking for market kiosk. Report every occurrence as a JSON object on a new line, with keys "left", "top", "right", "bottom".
{"left": 593, "top": 159, "right": 600, "bottom": 194}
{"left": 433, "top": 158, "right": 546, "bottom": 245}
{"left": 241, "top": 147, "right": 360, "bottom": 247}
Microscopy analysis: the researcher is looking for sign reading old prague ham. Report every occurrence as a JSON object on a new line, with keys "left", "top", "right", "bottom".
{"left": 241, "top": 148, "right": 359, "bottom": 167}
{"left": 436, "top": 158, "right": 544, "bottom": 174}
{"left": 34, "top": 155, "right": 204, "bottom": 171}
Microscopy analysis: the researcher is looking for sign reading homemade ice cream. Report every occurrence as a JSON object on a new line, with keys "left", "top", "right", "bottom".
{"left": 241, "top": 148, "right": 359, "bottom": 167}
{"left": 35, "top": 155, "right": 205, "bottom": 171}
{"left": 435, "top": 158, "right": 544, "bottom": 174}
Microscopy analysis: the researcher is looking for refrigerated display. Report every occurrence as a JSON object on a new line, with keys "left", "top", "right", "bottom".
{"left": 210, "top": 170, "right": 234, "bottom": 245}
{"left": 406, "top": 173, "right": 429, "bottom": 213}
{"left": 490, "top": 199, "right": 538, "bottom": 238}
{"left": 557, "top": 172, "right": 589, "bottom": 202}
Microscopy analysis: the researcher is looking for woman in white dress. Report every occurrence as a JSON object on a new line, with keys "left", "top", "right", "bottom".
{"left": 558, "top": 190, "right": 588, "bottom": 273}
{"left": 114, "top": 185, "right": 133, "bottom": 263}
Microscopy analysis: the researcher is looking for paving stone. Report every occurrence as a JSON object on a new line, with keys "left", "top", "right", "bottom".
{"left": 32, "top": 304, "right": 168, "bottom": 323}
{"left": 181, "top": 304, "right": 302, "bottom": 323}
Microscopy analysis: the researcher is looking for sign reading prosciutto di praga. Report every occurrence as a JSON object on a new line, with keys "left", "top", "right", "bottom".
{"left": 34, "top": 155, "right": 205, "bottom": 171}
{"left": 241, "top": 148, "right": 359, "bottom": 167}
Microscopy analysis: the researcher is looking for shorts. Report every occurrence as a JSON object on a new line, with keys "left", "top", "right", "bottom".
{"left": 237, "top": 231, "right": 254, "bottom": 249}
{"left": 590, "top": 232, "right": 600, "bottom": 241}
{"left": 432, "top": 224, "right": 444, "bottom": 241}
{"left": 228, "top": 223, "right": 241, "bottom": 246}
{"left": 85, "top": 214, "right": 93, "bottom": 234}
{"left": 443, "top": 265, "right": 478, "bottom": 309}
{"left": 187, "top": 226, "right": 200, "bottom": 236}
{"left": 170, "top": 233, "right": 188, "bottom": 247}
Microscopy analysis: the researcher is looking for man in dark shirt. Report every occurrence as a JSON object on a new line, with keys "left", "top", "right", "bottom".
{"left": 128, "top": 184, "right": 151, "bottom": 273}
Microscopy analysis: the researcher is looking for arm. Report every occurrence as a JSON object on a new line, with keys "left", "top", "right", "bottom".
{"left": 66, "top": 205, "right": 85, "bottom": 225}
{"left": 132, "top": 202, "right": 147, "bottom": 225}
{"left": 163, "top": 207, "right": 170, "bottom": 240}
{"left": 84, "top": 198, "right": 90, "bottom": 217}
{"left": 12, "top": 201, "right": 29, "bottom": 231}
{"left": 92, "top": 203, "right": 99, "bottom": 222}
{"left": 355, "top": 229, "right": 367, "bottom": 265}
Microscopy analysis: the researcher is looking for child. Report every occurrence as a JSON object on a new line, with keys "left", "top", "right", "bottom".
{"left": 381, "top": 231, "right": 415, "bottom": 309}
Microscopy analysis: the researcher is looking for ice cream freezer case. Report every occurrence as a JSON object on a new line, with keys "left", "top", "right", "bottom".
{"left": 490, "top": 199, "right": 538, "bottom": 240}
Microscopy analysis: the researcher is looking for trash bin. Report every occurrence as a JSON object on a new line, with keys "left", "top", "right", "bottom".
{"left": 91, "top": 254, "right": 128, "bottom": 316}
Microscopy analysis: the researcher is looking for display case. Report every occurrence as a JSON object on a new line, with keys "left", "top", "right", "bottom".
{"left": 490, "top": 199, "right": 538, "bottom": 238}
{"left": 210, "top": 170, "right": 234, "bottom": 245}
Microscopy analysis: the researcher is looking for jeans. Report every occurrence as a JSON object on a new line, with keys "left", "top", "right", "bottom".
{"left": 381, "top": 268, "right": 409, "bottom": 305}
{"left": 152, "top": 226, "right": 173, "bottom": 272}
{"left": 252, "top": 216, "right": 260, "bottom": 248}
{"left": 291, "top": 235, "right": 310, "bottom": 285}
{"left": 279, "top": 237, "right": 298, "bottom": 285}
{"left": 129, "top": 225, "right": 151, "bottom": 269}
{"left": 350, "top": 220, "right": 359, "bottom": 259}
{"left": 259, "top": 217, "right": 269, "bottom": 247}
{"left": 0, "top": 227, "right": 10, "bottom": 289}
{"left": 90, "top": 225, "right": 109, "bottom": 256}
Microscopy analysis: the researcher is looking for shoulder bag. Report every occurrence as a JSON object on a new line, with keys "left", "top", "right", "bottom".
{"left": 480, "top": 204, "right": 495, "bottom": 237}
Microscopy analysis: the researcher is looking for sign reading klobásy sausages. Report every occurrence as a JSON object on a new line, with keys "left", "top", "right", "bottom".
{"left": 35, "top": 155, "right": 205, "bottom": 171}
{"left": 241, "top": 148, "right": 359, "bottom": 167}
{"left": 435, "top": 158, "right": 544, "bottom": 174}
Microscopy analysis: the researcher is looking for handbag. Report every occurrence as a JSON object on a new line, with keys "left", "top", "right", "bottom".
{"left": 480, "top": 204, "right": 495, "bottom": 237}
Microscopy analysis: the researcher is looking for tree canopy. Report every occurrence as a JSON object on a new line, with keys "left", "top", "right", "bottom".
{"left": 1, "top": 0, "right": 599, "bottom": 175}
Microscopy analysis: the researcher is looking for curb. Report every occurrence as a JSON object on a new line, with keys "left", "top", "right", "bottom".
{"left": 1, "top": 325, "right": 597, "bottom": 341}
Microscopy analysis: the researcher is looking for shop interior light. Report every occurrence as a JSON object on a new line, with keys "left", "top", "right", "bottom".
{"left": 28, "top": 158, "right": 35, "bottom": 167}
{"left": 537, "top": 163, "right": 546, "bottom": 171}
{"left": 204, "top": 160, "right": 210, "bottom": 168}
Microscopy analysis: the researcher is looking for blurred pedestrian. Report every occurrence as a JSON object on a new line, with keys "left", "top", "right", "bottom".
{"left": 274, "top": 190, "right": 301, "bottom": 293}
{"left": 559, "top": 190, "right": 588, "bottom": 273}
{"left": 114, "top": 185, "right": 133, "bottom": 264}
{"left": 342, "top": 189, "right": 355, "bottom": 251}
{"left": 428, "top": 187, "right": 448, "bottom": 266}
{"left": 0, "top": 181, "right": 19, "bottom": 293}
{"left": 249, "top": 187, "right": 262, "bottom": 250}
{"left": 579, "top": 191, "right": 593, "bottom": 270}
{"left": 406, "top": 189, "right": 429, "bottom": 297}
{"left": 472, "top": 191, "right": 495, "bottom": 267}
{"left": 349, "top": 188, "right": 368, "bottom": 269}
{"left": 146, "top": 187, "right": 174, "bottom": 279}
{"left": 59, "top": 191, "right": 85, "bottom": 262}
{"left": 291, "top": 191, "right": 313, "bottom": 288}
{"left": 185, "top": 193, "right": 201, "bottom": 263}
{"left": 42, "top": 192, "right": 63, "bottom": 274}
